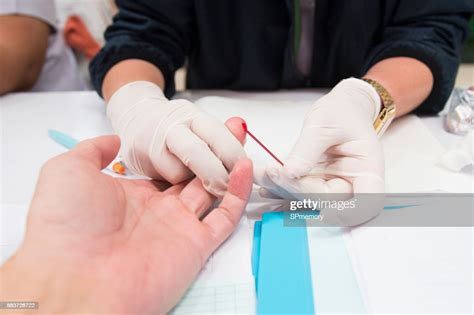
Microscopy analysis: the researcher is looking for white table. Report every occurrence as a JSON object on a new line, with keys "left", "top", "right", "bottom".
{"left": 1, "top": 90, "right": 472, "bottom": 313}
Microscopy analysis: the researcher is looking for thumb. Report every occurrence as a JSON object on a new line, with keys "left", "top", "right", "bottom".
{"left": 284, "top": 125, "right": 337, "bottom": 178}
{"left": 225, "top": 117, "right": 247, "bottom": 145}
{"left": 71, "top": 135, "right": 121, "bottom": 170}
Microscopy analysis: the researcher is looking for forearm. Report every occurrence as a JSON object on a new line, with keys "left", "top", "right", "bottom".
{"left": 0, "top": 16, "right": 49, "bottom": 95}
{"left": 364, "top": 57, "right": 434, "bottom": 117}
{"left": 102, "top": 59, "right": 166, "bottom": 101}
{"left": 0, "top": 47, "right": 43, "bottom": 95}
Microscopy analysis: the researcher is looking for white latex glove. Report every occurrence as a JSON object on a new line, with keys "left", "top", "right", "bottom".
{"left": 255, "top": 78, "right": 385, "bottom": 225}
{"left": 107, "top": 81, "right": 246, "bottom": 197}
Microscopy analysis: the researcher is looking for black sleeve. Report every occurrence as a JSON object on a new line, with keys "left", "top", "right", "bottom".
{"left": 362, "top": 0, "right": 473, "bottom": 114}
{"left": 89, "top": 0, "right": 195, "bottom": 98}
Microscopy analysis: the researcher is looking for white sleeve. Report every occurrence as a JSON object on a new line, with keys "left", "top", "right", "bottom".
{"left": 0, "top": 0, "right": 57, "bottom": 30}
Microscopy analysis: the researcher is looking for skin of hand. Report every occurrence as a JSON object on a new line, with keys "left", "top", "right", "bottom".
{"left": 0, "top": 15, "right": 50, "bottom": 95}
{"left": 0, "top": 118, "right": 252, "bottom": 314}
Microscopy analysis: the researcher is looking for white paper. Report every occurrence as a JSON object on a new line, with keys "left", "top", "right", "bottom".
{"left": 171, "top": 281, "right": 256, "bottom": 314}
{"left": 172, "top": 220, "right": 256, "bottom": 314}
{"left": 348, "top": 226, "right": 473, "bottom": 313}
{"left": 382, "top": 116, "right": 473, "bottom": 193}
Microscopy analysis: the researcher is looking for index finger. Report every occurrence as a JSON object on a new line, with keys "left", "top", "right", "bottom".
{"left": 202, "top": 158, "right": 253, "bottom": 254}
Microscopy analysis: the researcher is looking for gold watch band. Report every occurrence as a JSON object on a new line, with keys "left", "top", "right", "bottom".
{"left": 362, "top": 78, "right": 396, "bottom": 136}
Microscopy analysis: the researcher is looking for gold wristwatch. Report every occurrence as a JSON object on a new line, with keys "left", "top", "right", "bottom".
{"left": 362, "top": 78, "right": 396, "bottom": 137}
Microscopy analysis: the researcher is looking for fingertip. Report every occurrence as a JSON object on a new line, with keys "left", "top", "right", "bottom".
{"left": 105, "top": 134, "right": 121, "bottom": 147}
{"left": 225, "top": 117, "right": 247, "bottom": 145}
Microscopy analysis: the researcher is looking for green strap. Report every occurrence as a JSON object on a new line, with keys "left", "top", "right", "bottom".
{"left": 293, "top": 0, "right": 302, "bottom": 57}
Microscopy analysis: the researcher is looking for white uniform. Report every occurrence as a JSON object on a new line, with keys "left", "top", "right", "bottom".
{"left": 0, "top": 0, "right": 86, "bottom": 92}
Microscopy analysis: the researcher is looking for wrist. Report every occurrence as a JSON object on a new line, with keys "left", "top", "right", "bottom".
{"left": 107, "top": 80, "right": 167, "bottom": 125}
{"left": 334, "top": 78, "right": 382, "bottom": 122}
{"left": 0, "top": 249, "right": 92, "bottom": 313}
{"left": 108, "top": 80, "right": 166, "bottom": 108}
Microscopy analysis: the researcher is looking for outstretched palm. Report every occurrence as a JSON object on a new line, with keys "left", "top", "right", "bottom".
{"left": 18, "top": 119, "right": 251, "bottom": 314}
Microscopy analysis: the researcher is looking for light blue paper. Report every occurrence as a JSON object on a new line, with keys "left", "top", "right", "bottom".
{"left": 308, "top": 227, "right": 366, "bottom": 313}
{"left": 256, "top": 212, "right": 314, "bottom": 314}
{"left": 252, "top": 220, "right": 262, "bottom": 292}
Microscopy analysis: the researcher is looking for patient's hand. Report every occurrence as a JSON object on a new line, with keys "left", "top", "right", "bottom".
{"left": 0, "top": 119, "right": 252, "bottom": 314}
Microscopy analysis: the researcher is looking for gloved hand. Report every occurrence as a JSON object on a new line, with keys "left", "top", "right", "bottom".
{"left": 107, "top": 81, "right": 246, "bottom": 197}
{"left": 256, "top": 78, "right": 386, "bottom": 225}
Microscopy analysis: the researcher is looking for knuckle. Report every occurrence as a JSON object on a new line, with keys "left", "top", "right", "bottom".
{"left": 173, "top": 134, "right": 204, "bottom": 153}
{"left": 201, "top": 176, "right": 227, "bottom": 197}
